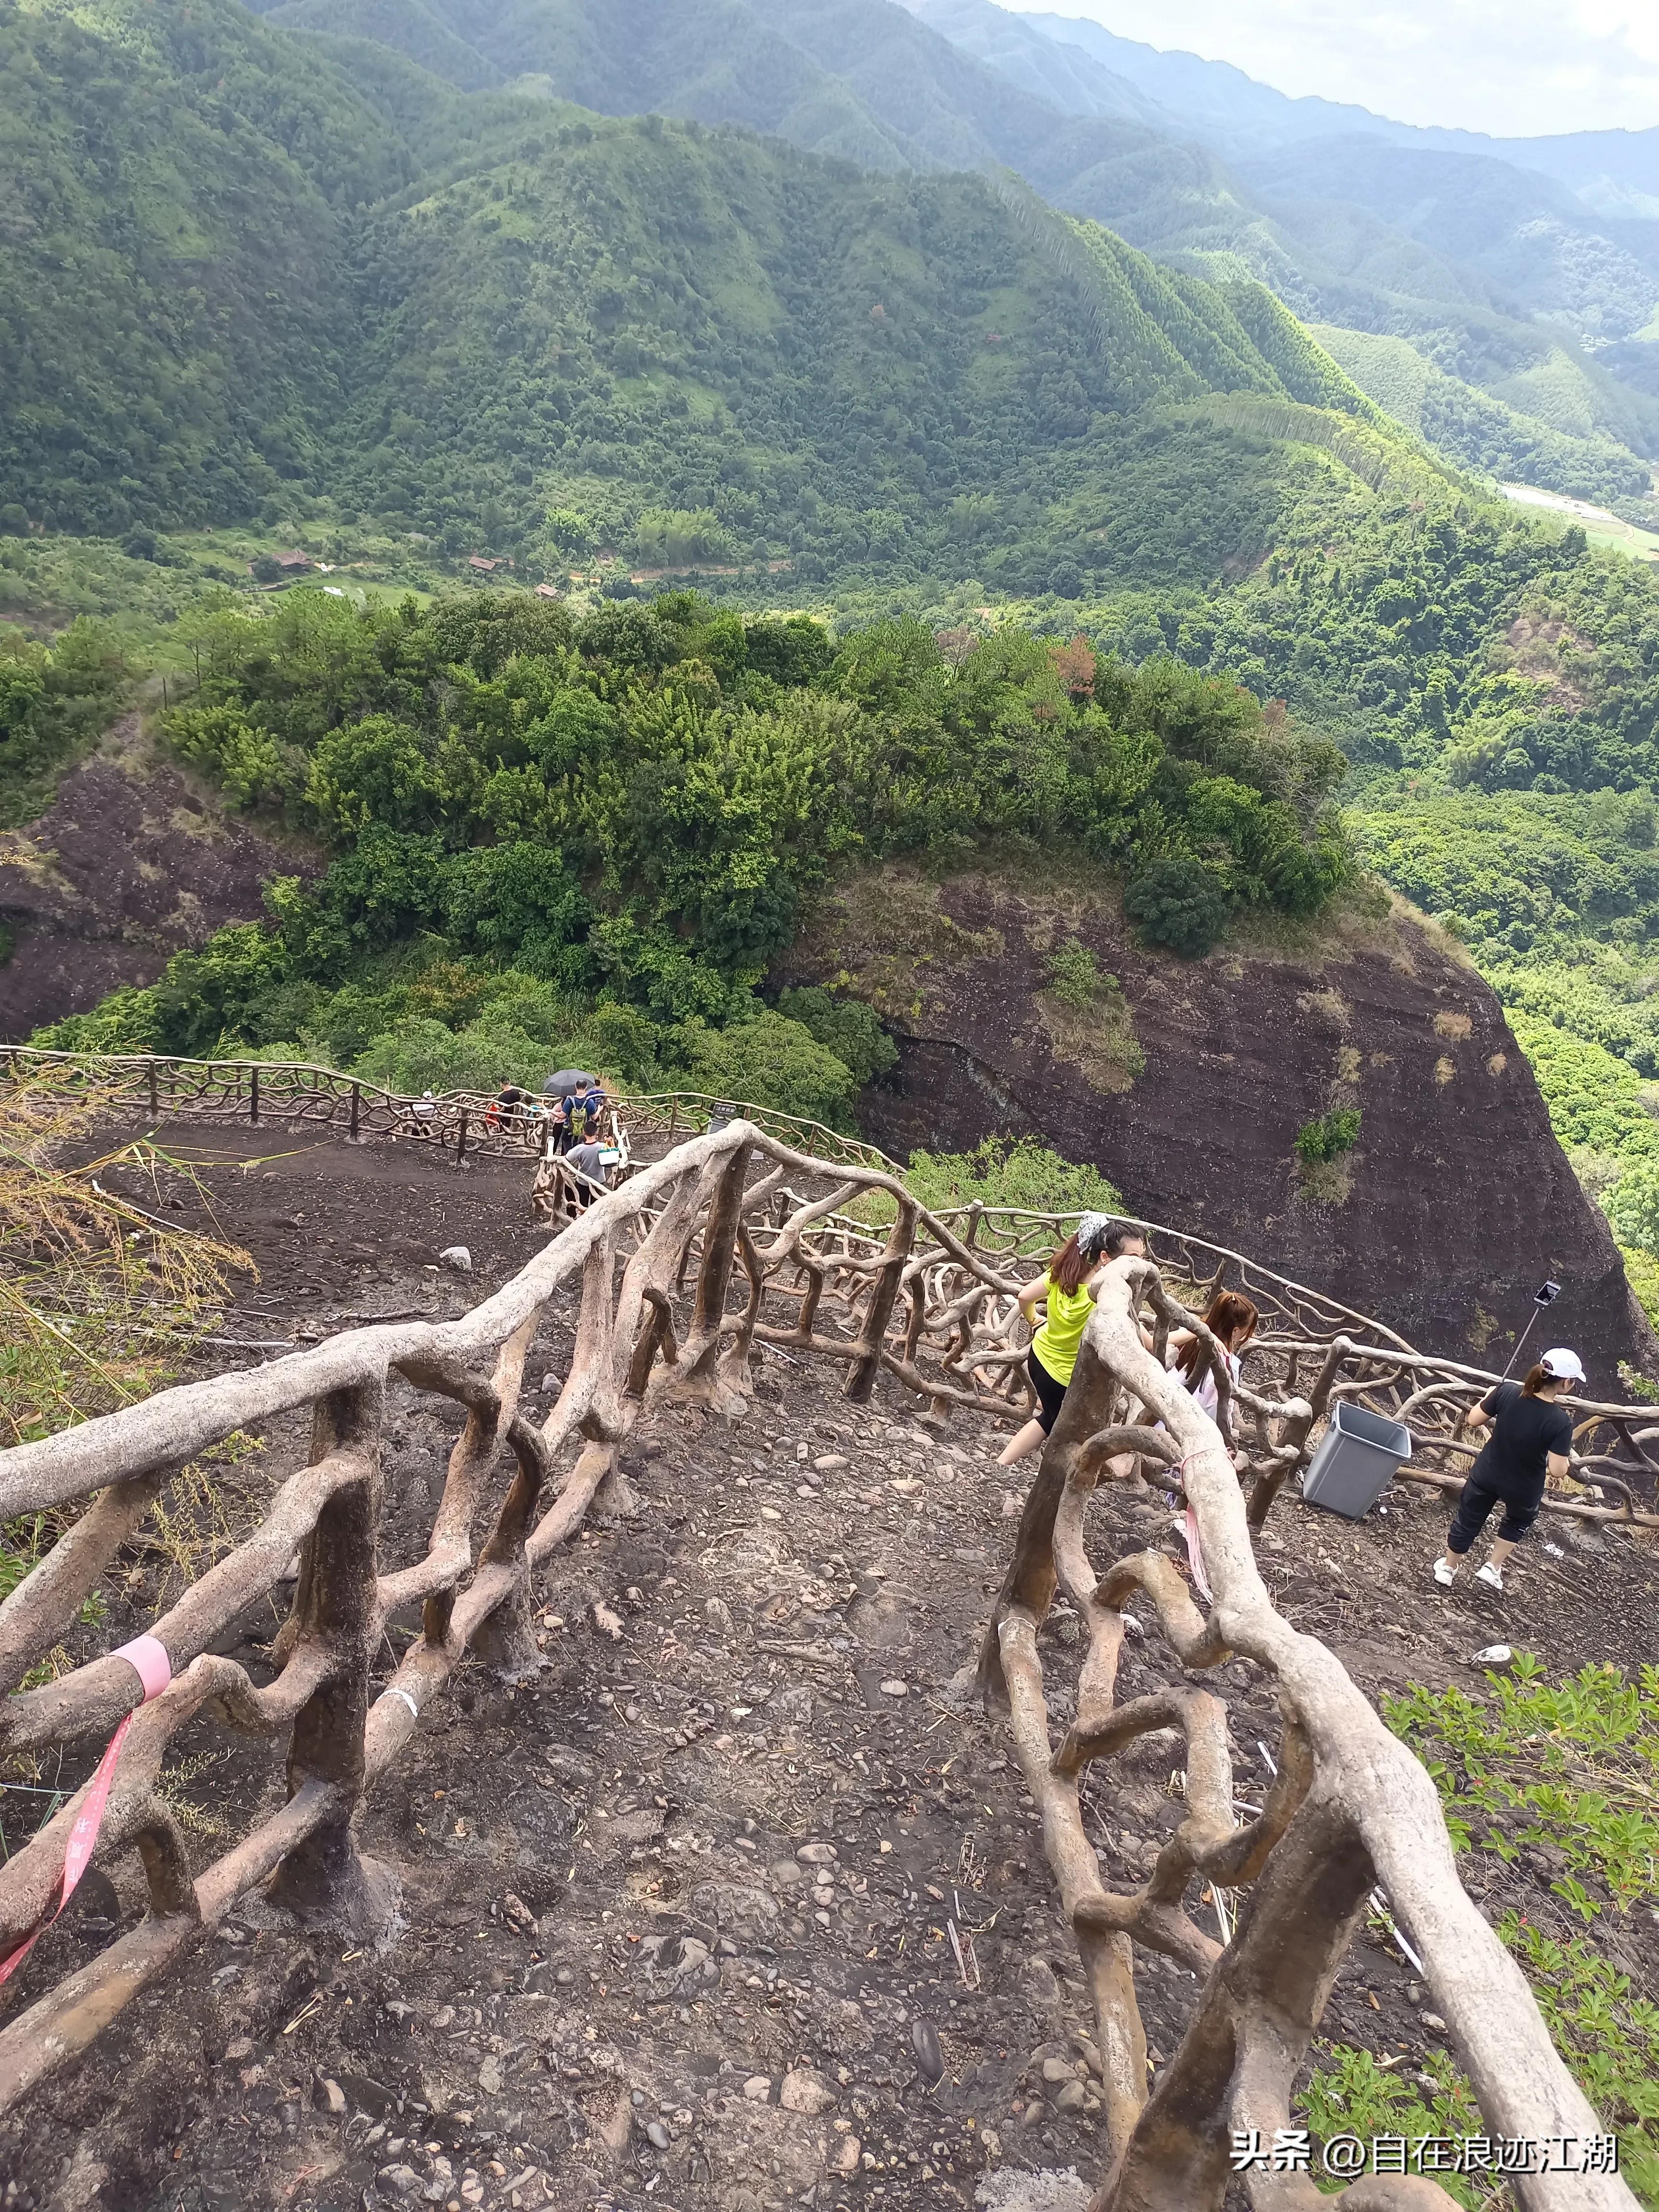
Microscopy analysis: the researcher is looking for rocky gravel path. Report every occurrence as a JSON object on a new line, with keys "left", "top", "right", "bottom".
{"left": 4, "top": 1137, "right": 1653, "bottom": 2212}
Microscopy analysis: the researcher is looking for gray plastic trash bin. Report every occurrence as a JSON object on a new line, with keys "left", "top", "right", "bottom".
{"left": 1301, "top": 1400, "right": 1412, "bottom": 1520}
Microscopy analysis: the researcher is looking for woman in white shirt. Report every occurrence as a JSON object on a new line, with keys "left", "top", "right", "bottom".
{"left": 1166, "top": 1289, "right": 1258, "bottom": 1428}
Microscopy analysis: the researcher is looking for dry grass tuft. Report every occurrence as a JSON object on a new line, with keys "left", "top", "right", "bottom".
{"left": 0, "top": 1071, "right": 253, "bottom": 1446}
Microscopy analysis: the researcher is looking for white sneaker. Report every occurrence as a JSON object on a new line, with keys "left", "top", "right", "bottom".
{"left": 1475, "top": 1561, "right": 1504, "bottom": 1592}
{"left": 1432, "top": 1559, "right": 1456, "bottom": 1587}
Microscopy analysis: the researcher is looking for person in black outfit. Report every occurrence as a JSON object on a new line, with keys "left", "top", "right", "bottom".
{"left": 1433, "top": 1346, "right": 1584, "bottom": 1593}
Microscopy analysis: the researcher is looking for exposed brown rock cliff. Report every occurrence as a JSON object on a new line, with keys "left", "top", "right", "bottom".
{"left": 0, "top": 720, "right": 319, "bottom": 1038}
{"left": 790, "top": 866, "right": 1650, "bottom": 1382}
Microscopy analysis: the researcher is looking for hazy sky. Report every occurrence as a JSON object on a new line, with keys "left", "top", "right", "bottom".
{"left": 1013, "top": 0, "right": 1659, "bottom": 139}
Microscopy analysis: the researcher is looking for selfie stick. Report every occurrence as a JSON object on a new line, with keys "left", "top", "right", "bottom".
{"left": 1500, "top": 1280, "right": 1561, "bottom": 1380}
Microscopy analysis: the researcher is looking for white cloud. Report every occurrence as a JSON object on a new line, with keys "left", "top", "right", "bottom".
{"left": 1014, "top": 0, "right": 1659, "bottom": 138}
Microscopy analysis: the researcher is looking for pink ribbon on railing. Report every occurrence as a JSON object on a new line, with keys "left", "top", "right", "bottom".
{"left": 1183, "top": 1503, "right": 1214, "bottom": 1602}
{"left": 1166, "top": 1452, "right": 1215, "bottom": 1603}
{"left": 0, "top": 1635, "right": 172, "bottom": 1989}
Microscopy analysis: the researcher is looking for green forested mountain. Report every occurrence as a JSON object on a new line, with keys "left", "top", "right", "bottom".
{"left": 0, "top": 0, "right": 406, "bottom": 534}
{"left": 1306, "top": 326, "right": 1652, "bottom": 505}
{"left": 11, "top": 0, "right": 1659, "bottom": 1321}
{"left": 263, "top": 0, "right": 1659, "bottom": 510}
{"left": 897, "top": 0, "right": 1659, "bottom": 495}
{"left": 328, "top": 122, "right": 1393, "bottom": 589}
{"left": 1, "top": 0, "right": 1400, "bottom": 581}
{"left": 26, "top": 588, "right": 1350, "bottom": 1122}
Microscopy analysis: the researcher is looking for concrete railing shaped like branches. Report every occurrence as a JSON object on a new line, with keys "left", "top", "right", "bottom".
{"left": 0, "top": 1046, "right": 892, "bottom": 1172}
{"left": 980, "top": 1257, "right": 1639, "bottom": 2212}
{"left": 0, "top": 1121, "right": 1647, "bottom": 2195}
{"left": 0, "top": 1121, "right": 777, "bottom": 2112}
{"left": 13, "top": 1044, "right": 1656, "bottom": 1527}
{"left": 0, "top": 1119, "right": 1166, "bottom": 2112}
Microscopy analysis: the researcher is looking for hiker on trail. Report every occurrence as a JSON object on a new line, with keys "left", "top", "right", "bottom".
{"left": 485, "top": 1082, "right": 535, "bottom": 1132}
{"left": 564, "top": 1125, "right": 613, "bottom": 1208}
{"left": 557, "top": 1082, "right": 606, "bottom": 1147}
{"left": 998, "top": 1215, "right": 1147, "bottom": 1467}
{"left": 542, "top": 1068, "right": 597, "bottom": 1153}
{"left": 1433, "top": 1347, "right": 1584, "bottom": 1594}
{"left": 1166, "top": 1289, "right": 1259, "bottom": 1427}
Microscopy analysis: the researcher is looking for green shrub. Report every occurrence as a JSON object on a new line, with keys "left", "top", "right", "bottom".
{"left": 773, "top": 987, "right": 898, "bottom": 1089}
{"left": 1044, "top": 938, "right": 1106, "bottom": 1009}
{"left": 572, "top": 1001, "right": 661, "bottom": 1087}
{"left": 1603, "top": 1158, "right": 1659, "bottom": 1255}
{"left": 1295, "top": 1108, "right": 1362, "bottom": 1166}
{"left": 664, "top": 1008, "right": 858, "bottom": 1130}
{"left": 30, "top": 985, "right": 163, "bottom": 1054}
{"left": 305, "top": 716, "right": 440, "bottom": 840}
{"left": 902, "top": 1137, "right": 1122, "bottom": 1218}
{"left": 1510, "top": 1010, "right": 1659, "bottom": 1161}
{"left": 1124, "top": 857, "right": 1229, "bottom": 958}
{"left": 632, "top": 508, "right": 739, "bottom": 569}
{"left": 352, "top": 1016, "right": 545, "bottom": 1096}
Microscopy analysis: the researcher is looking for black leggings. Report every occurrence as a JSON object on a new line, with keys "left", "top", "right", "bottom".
{"left": 1446, "top": 1476, "right": 1541, "bottom": 1554}
{"left": 1027, "top": 1348, "right": 1068, "bottom": 1434}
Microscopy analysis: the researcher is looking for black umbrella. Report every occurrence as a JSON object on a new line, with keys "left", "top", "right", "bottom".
{"left": 543, "top": 1068, "right": 597, "bottom": 1095}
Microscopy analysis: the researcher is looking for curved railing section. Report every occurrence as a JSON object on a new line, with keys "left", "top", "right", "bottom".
{"left": 8, "top": 1044, "right": 1658, "bottom": 1528}
{"left": 0, "top": 1121, "right": 1647, "bottom": 2206}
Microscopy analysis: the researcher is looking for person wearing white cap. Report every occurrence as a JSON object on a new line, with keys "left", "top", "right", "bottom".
{"left": 1433, "top": 1347, "right": 1585, "bottom": 1592}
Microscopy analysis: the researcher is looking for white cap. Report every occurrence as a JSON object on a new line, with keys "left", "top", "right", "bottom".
{"left": 1540, "top": 1347, "right": 1585, "bottom": 1383}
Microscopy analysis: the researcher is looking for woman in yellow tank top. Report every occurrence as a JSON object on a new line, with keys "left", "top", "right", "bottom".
{"left": 998, "top": 1212, "right": 1146, "bottom": 1468}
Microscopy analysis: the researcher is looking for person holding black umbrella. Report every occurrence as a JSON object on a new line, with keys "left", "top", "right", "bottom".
{"left": 1433, "top": 1347, "right": 1583, "bottom": 1593}
{"left": 541, "top": 1066, "right": 596, "bottom": 1155}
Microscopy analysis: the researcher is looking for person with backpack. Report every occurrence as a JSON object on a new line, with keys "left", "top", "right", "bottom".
{"left": 997, "top": 1215, "right": 1148, "bottom": 1467}
{"left": 1433, "top": 1348, "right": 1584, "bottom": 1593}
{"left": 556, "top": 1082, "right": 601, "bottom": 1144}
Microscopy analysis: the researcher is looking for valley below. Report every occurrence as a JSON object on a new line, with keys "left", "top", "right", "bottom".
{"left": 6, "top": 0, "right": 1659, "bottom": 2202}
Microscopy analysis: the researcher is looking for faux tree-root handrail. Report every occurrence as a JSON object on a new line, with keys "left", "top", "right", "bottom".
{"left": 977, "top": 1258, "right": 1637, "bottom": 2212}
{"left": 0, "top": 1116, "right": 1648, "bottom": 2196}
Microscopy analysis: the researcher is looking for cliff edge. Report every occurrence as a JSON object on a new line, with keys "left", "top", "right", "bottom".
{"left": 789, "top": 866, "right": 1651, "bottom": 1382}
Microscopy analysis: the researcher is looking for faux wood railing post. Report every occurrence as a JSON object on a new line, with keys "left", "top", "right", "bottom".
{"left": 683, "top": 1140, "right": 751, "bottom": 1388}
{"left": 456, "top": 1108, "right": 469, "bottom": 1166}
{"left": 1248, "top": 1335, "right": 1349, "bottom": 1530}
{"left": 249, "top": 1065, "right": 259, "bottom": 1126}
{"left": 268, "top": 1381, "right": 393, "bottom": 1933}
{"left": 349, "top": 1082, "right": 360, "bottom": 1140}
{"left": 845, "top": 1198, "right": 915, "bottom": 1402}
{"left": 146, "top": 1063, "right": 157, "bottom": 1117}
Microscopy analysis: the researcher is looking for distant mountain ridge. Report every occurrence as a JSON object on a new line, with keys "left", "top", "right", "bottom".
{"left": 4, "top": 0, "right": 1419, "bottom": 580}
{"left": 1017, "top": 7, "right": 1659, "bottom": 192}
{"left": 262, "top": 0, "right": 1659, "bottom": 505}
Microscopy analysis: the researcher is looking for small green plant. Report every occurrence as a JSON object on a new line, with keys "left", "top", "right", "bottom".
{"left": 903, "top": 1137, "right": 1122, "bottom": 1221}
{"left": 1384, "top": 1656, "right": 1659, "bottom": 1920}
{"left": 1502, "top": 1916, "right": 1659, "bottom": 2202}
{"left": 1045, "top": 938, "right": 1106, "bottom": 1008}
{"left": 1124, "top": 856, "right": 1230, "bottom": 958}
{"left": 0, "top": 1514, "right": 105, "bottom": 1623}
{"left": 1299, "top": 2046, "right": 1485, "bottom": 2205}
{"left": 1295, "top": 1107, "right": 1362, "bottom": 1165}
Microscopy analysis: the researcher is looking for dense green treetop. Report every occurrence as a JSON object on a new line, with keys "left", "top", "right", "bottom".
{"left": 29, "top": 584, "right": 1347, "bottom": 1112}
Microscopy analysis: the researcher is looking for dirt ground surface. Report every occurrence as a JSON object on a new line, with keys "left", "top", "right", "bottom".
{"left": 2, "top": 1126, "right": 1655, "bottom": 2212}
